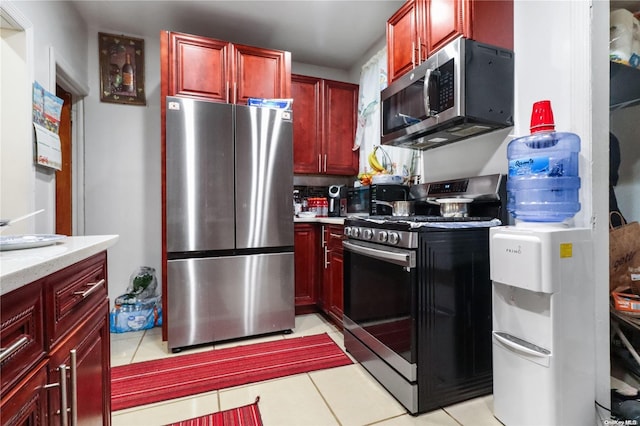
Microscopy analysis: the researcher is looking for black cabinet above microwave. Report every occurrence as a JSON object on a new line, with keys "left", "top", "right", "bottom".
{"left": 610, "top": 61, "right": 640, "bottom": 111}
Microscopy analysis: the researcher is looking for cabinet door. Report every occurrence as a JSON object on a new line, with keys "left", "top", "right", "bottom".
{"left": 167, "top": 32, "right": 230, "bottom": 102}
{"left": 387, "top": 0, "right": 421, "bottom": 83}
{"left": 48, "top": 302, "right": 110, "bottom": 426}
{"left": 232, "top": 44, "right": 291, "bottom": 104}
{"left": 426, "top": 0, "right": 514, "bottom": 57}
{"left": 0, "top": 281, "right": 45, "bottom": 397}
{"left": 323, "top": 80, "right": 359, "bottom": 175}
{"left": 465, "top": 0, "right": 513, "bottom": 51}
{"left": 292, "top": 75, "right": 322, "bottom": 174}
{"left": 325, "top": 226, "right": 345, "bottom": 327}
{"left": 294, "top": 224, "right": 319, "bottom": 312}
{"left": 0, "top": 360, "right": 48, "bottom": 426}
{"left": 425, "top": 0, "right": 464, "bottom": 57}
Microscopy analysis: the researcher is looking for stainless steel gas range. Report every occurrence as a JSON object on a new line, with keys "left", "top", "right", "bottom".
{"left": 342, "top": 174, "right": 506, "bottom": 414}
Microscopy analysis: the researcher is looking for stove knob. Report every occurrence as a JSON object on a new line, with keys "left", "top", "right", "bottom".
{"left": 388, "top": 232, "right": 400, "bottom": 245}
{"left": 362, "top": 229, "right": 373, "bottom": 240}
{"left": 352, "top": 227, "right": 361, "bottom": 238}
{"left": 378, "top": 231, "right": 388, "bottom": 243}
{"left": 344, "top": 226, "right": 352, "bottom": 237}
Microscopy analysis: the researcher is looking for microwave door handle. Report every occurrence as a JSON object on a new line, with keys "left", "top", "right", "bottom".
{"left": 423, "top": 68, "right": 439, "bottom": 117}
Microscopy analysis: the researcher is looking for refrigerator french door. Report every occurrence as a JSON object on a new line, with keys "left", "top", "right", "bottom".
{"left": 165, "top": 97, "right": 294, "bottom": 351}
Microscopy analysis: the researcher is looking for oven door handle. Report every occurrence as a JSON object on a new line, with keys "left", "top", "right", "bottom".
{"left": 343, "top": 240, "right": 415, "bottom": 268}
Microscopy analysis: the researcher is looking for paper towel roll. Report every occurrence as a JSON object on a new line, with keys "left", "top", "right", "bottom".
{"left": 610, "top": 9, "right": 635, "bottom": 64}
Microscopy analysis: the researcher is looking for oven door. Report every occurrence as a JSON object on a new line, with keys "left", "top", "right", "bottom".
{"left": 343, "top": 239, "right": 417, "bottom": 381}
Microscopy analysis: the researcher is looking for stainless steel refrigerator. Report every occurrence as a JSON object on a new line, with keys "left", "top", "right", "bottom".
{"left": 165, "top": 96, "right": 294, "bottom": 352}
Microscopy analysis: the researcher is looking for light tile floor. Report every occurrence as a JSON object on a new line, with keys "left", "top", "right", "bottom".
{"left": 110, "top": 313, "right": 503, "bottom": 426}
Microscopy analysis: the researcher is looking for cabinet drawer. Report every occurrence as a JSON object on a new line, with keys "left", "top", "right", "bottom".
{"left": 45, "top": 252, "right": 108, "bottom": 349}
{"left": 0, "top": 281, "right": 46, "bottom": 398}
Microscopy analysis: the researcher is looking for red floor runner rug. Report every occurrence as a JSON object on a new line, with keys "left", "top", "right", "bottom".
{"left": 111, "top": 333, "right": 352, "bottom": 411}
{"left": 166, "top": 397, "right": 262, "bottom": 426}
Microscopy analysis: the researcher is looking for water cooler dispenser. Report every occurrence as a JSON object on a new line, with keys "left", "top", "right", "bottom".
{"left": 490, "top": 226, "right": 594, "bottom": 425}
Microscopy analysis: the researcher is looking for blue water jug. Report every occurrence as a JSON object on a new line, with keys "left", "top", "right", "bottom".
{"left": 507, "top": 100, "right": 581, "bottom": 223}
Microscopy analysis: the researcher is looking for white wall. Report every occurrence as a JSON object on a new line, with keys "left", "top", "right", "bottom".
{"left": 1, "top": 26, "right": 32, "bottom": 235}
{"left": 82, "top": 28, "right": 162, "bottom": 299}
{"left": 9, "top": 0, "right": 89, "bottom": 233}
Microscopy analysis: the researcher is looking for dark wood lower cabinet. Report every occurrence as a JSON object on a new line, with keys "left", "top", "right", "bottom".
{"left": 48, "top": 301, "right": 110, "bottom": 426}
{"left": 0, "top": 360, "right": 49, "bottom": 426}
{"left": 0, "top": 251, "right": 111, "bottom": 426}
{"left": 294, "top": 224, "right": 320, "bottom": 314}
{"left": 323, "top": 225, "right": 345, "bottom": 327}
{"left": 294, "top": 223, "right": 344, "bottom": 328}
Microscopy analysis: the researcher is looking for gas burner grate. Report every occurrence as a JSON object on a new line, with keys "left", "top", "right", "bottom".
{"left": 371, "top": 215, "right": 495, "bottom": 223}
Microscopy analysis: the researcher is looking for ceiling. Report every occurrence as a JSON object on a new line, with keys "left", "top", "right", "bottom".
{"left": 70, "top": 0, "right": 404, "bottom": 71}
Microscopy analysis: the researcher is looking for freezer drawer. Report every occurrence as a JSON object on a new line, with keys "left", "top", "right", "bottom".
{"left": 167, "top": 252, "right": 294, "bottom": 350}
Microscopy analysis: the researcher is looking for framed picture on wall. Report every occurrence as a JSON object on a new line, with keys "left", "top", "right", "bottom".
{"left": 99, "top": 32, "right": 146, "bottom": 105}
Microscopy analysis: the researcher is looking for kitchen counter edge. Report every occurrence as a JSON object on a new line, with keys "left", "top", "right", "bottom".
{"left": 0, "top": 235, "right": 119, "bottom": 296}
{"left": 294, "top": 217, "right": 346, "bottom": 225}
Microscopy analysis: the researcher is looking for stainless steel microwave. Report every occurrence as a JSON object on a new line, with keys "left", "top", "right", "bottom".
{"left": 380, "top": 37, "right": 514, "bottom": 150}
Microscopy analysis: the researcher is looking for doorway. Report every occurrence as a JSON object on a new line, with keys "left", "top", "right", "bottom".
{"left": 56, "top": 84, "right": 72, "bottom": 235}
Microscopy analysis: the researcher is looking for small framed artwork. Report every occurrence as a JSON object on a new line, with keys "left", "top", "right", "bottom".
{"left": 99, "top": 32, "right": 146, "bottom": 105}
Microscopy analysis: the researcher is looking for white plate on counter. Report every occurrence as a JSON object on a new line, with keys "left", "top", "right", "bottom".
{"left": 0, "top": 234, "right": 66, "bottom": 251}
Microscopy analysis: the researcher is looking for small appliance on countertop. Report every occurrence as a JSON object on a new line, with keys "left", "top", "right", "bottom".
{"left": 347, "top": 186, "right": 370, "bottom": 216}
{"left": 328, "top": 185, "right": 348, "bottom": 217}
{"left": 369, "top": 184, "right": 410, "bottom": 216}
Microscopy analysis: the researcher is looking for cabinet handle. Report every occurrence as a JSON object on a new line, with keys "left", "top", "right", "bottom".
{"left": 225, "top": 81, "right": 229, "bottom": 103}
{"left": 324, "top": 154, "right": 327, "bottom": 172}
{"left": 417, "top": 37, "right": 422, "bottom": 63}
{"left": 0, "top": 335, "right": 29, "bottom": 363}
{"left": 233, "top": 82, "right": 237, "bottom": 104}
{"left": 329, "top": 233, "right": 343, "bottom": 238}
{"left": 43, "top": 357, "right": 76, "bottom": 426}
{"left": 412, "top": 41, "right": 416, "bottom": 68}
{"left": 318, "top": 154, "right": 322, "bottom": 173}
{"left": 69, "top": 350, "right": 78, "bottom": 426}
{"left": 73, "top": 279, "right": 105, "bottom": 299}
{"left": 324, "top": 245, "right": 330, "bottom": 269}
{"left": 59, "top": 363, "right": 69, "bottom": 426}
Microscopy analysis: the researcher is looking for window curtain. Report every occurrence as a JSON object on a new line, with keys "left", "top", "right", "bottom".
{"left": 354, "top": 48, "right": 421, "bottom": 181}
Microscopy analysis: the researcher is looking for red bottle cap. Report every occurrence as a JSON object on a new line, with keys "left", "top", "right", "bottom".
{"left": 529, "top": 100, "right": 555, "bottom": 134}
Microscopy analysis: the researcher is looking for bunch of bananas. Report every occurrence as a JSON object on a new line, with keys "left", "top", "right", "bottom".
{"left": 368, "top": 146, "right": 386, "bottom": 173}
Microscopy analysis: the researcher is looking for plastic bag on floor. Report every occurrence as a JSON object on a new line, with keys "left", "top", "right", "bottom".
{"left": 115, "top": 266, "right": 158, "bottom": 305}
{"left": 110, "top": 266, "right": 162, "bottom": 333}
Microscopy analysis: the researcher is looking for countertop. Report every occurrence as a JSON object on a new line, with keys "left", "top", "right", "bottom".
{"left": 294, "top": 217, "right": 346, "bottom": 225}
{"left": 0, "top": 235, "right": 119, "bottom": 296}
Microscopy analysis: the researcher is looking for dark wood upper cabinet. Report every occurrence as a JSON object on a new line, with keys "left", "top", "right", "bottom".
{"left": 387, "top": 0, "right": 513, "bottom": 84}
{"left": 387, "top": 0, "right": 423, "bottom": 84}
{"left": 292, "top": 75, "right": 358, "bottom": 175}
{"left": 292, "top": 75, "right": 323, "bottom": 174}
{"left": 165, "top": 32, "right": 229, "bottom": 102}
{"left": 232, "top": 43, "right": 291, "bottom": 104}
{"left": 161, "top": 31, "right": 291, "bottom": 104}
{"left": 323, "top": 80, "right": 359, "bottom": 175}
